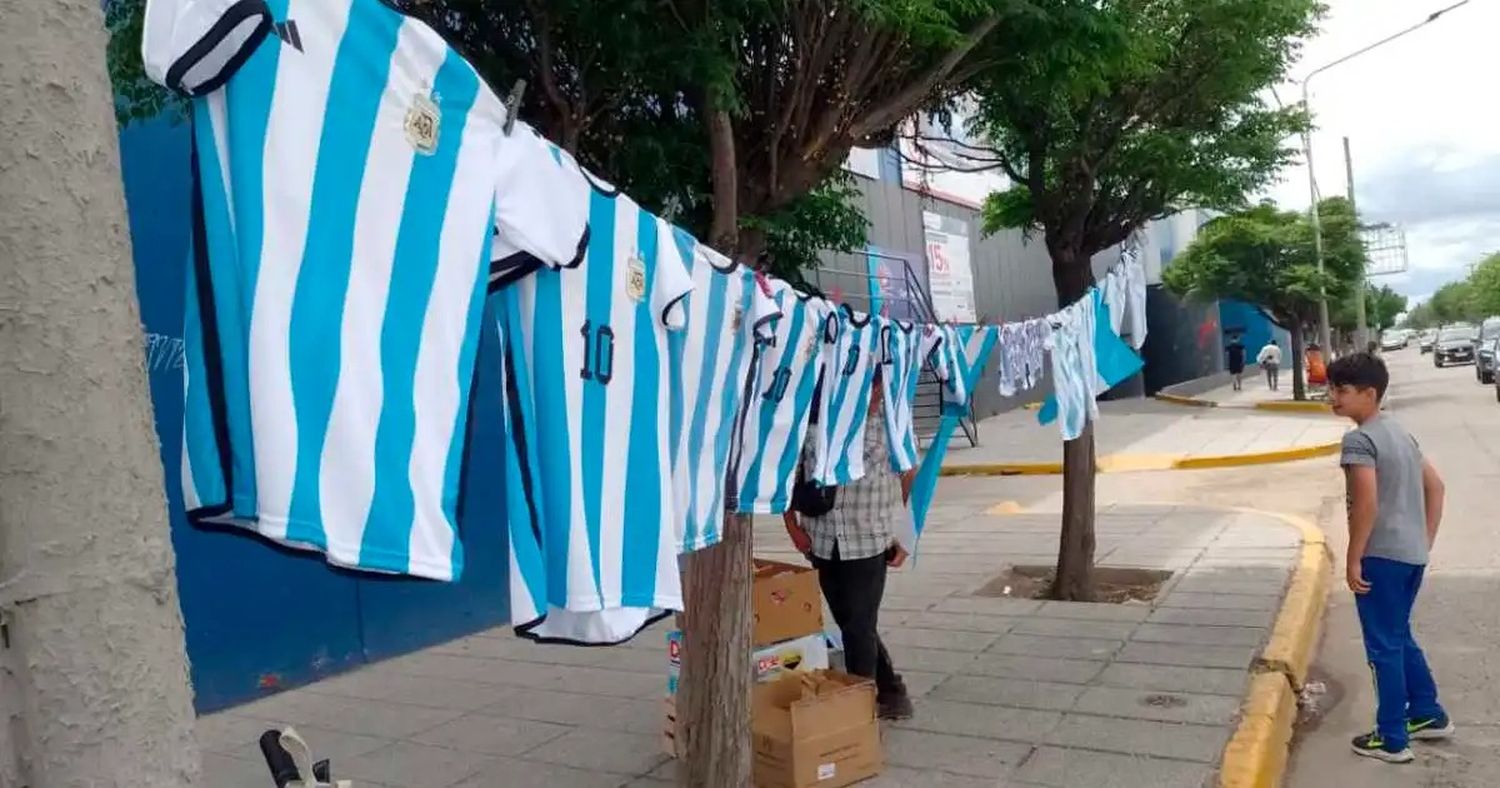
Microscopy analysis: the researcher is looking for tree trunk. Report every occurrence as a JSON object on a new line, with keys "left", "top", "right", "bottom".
{"left": 1047, "top": 248, "right": 1097, "bottom": 601}
{"left": 677, "top": 103, "right": 752, "bottom": 787}
{"left": 1289, "top": 323, "right": 1307, "bottom": 401}
{"left": 0, "top": 0, "right": 201, "bottom": 783}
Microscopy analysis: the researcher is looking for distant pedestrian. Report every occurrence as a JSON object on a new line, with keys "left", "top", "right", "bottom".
{"left": 1256, "top": 339, "right": 1282, "bottom": 391}
{"left": 1328, "top": 353, "right": 1453, "bottom": 764}
{"left": 1226, "top": 336, "right": 1247, "bottom": 391}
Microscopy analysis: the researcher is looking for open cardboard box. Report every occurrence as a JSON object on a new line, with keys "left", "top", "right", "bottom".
{"left": 752, "top": 558, "right": 824, "bottom": 647}
{"left": 751, "top": 670, "right": 882, "bottom": 788}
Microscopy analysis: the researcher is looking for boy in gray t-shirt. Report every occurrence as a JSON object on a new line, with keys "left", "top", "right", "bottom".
{"left": 1328, "top": 353, "right": 1451, "bottom": 763}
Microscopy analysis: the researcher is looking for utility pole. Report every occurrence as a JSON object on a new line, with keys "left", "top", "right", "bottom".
{"left": 1299, "top": 108, "right": 1333, "bottom": 355}
{"left": 0, "top": 0, "right": 201, "bottom": 784}
{"left": 1345, "top": 136, "right": 1369, "bottom": 350}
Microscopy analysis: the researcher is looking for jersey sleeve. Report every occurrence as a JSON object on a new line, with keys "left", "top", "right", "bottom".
{"left": 653, "top": 218, "right": 695, "bottom": 330}
{"left": 1340, "top": 431, "right": 1378, "bottom": 467}
{"left": 491, "top": 122, "right": 592, "bottom": 273}
{"left": 141, "top": 0, "right": 272, "bottom": 96}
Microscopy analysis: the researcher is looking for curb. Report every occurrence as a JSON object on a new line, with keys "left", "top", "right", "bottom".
{"left": 1218, "top": 509, "right": 1332, "bottom": 788}
{"left": 1152, "top": 393, "right": 1333, "bottom": 414}
{"left": 940, "top": 441, "right": 1341, "bottom": 477}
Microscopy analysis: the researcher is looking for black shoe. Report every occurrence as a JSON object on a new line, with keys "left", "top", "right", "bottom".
{"left": 877, "top": 676, "right": 914, "bottom": 721}
{"left": 1407, "top": 714, "right": 1456, "bottom": 741}
{"left": 1351, "top": 731, "right": 1413, "bottom": 763}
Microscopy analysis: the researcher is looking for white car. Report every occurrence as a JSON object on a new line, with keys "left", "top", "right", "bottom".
{"left": 1380, "top": 330, "right": 1409, "bottom": 351}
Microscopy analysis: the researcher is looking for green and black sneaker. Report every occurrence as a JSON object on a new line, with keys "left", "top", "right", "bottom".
{"left": 1351, "top": 732, "right": 1414, "bottom": 763}
{"left": 1407, "top": 714, "right": 1456, "bottom": 741}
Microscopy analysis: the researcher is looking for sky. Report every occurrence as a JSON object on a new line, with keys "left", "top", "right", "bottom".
{"left": 1260, "top": 0, "right": 1500, "bottom": 304}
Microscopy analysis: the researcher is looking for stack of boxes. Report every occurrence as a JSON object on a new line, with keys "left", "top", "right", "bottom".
{"left": 663, "top": 559, "right": 884, "bottom": 787}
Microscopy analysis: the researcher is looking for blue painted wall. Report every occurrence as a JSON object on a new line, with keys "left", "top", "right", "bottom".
{"left": 1218, "top": 299, "right": 1289, "bottom": 361}
{"left": 118, "top": 116, "right": 511, "bottom": 713}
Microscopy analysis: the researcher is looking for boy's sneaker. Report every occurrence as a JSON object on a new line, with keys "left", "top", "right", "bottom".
{"left": 1351, "top": 732, "right": 1414, "bottom": 763}
{"left": 1407, "top": 714, "right": 1456, "bottom": 741}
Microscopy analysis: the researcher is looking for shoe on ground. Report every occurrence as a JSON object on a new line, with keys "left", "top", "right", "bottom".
{"left": 877, "top": 676, "right": 914, "bottom": 721}
{"left": 1351, "top": 731, "right": 1414, "bottom": 763}
{"left": 1407, "top": 714, "right": 1456, "bottom": 741}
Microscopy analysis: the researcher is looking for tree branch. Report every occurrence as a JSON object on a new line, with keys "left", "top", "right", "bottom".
{"left": 848, "top": 13, "right": 1004, "bottom": 140}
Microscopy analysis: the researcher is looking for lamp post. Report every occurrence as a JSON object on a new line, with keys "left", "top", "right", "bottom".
{"left": 1298, "top": 0, "right": 1470, "bottom": 355}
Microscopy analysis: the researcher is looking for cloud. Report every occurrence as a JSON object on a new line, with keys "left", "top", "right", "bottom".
{"left": 1358, "top": 150, "right": 1500, "bottom": 229}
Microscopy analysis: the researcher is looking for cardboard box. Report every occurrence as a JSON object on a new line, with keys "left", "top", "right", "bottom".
{"left": 666, "top": 630, "right": 829, "bottom": 697}
{"left": 753, "top": 559, "right": 824, "bottom": 647}
{"left": 752, "top": 670, "right": 883, "bottom": 788}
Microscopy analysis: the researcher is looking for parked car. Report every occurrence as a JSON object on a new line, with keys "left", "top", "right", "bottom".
{"left": 1477, "top": 318, "right": 1500, "bottom": 384}
{"left": 1492, "top": 339, "right": 1500, "bottom": 402}
{"left": 1380, "top": 329, "right": 1409, "bottom": 351}
{"left": 1434, "top": 325, "right": 1478, "bottom": 367}
{"left": 1419, "top": 329, "right": 1438, "bottom": 353}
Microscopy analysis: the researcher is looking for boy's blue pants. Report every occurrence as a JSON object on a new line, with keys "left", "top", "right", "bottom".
{"left": 1355, "top": 556, "right": 1445, "bottom": 749}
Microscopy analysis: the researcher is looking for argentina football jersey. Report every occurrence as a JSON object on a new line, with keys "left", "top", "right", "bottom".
{"left": 495, "top": 171, "right": 693, "bottom": 645}
{"left": 153, "top": 0, "right": 589, "bottom": 580}
{"left": 668, "top": 238, "right": 781, "bottom": 552}
{"left": 811, "top": 305, "right": 885, "bottom": 487}
{"left": 881, "top": 320, "right": 924, "bottom": 472}
{"left": 734, "top": 283, "right": 834, "bottom": 515}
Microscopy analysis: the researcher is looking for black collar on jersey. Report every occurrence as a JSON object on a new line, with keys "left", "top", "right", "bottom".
{"left": 840, "top": 303, "right": 873, "bottom": 327}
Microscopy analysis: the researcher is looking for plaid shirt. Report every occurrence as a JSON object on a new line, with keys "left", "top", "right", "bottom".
{"left": 802, "top": 426, "right": 901, "bottom": 561}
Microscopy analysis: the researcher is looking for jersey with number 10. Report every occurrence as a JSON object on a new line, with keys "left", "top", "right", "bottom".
{"left": 812, "top": 306, "right": 884, "bottom": 486}
{"left": 497, "top": 182, "right": 693, "bottom": 644}
{"left": 735, "top": 285, "right": 834, "bottom": 514}
{"left": 153, "top": 0, "right": 587, "bottom": 580}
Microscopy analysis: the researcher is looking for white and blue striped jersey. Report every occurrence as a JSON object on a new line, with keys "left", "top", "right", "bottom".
{"left": 811, "top": 306, "right": 885, "bottom": 486}
{"left": 734, "top": 284, "right": 835, "bottom": 514}
{"left": 496, "top": 181, "right": 693, "bottom": 645}
{"left": 156, "top": 0, "right": 590, "bottom": 580}
{"left": 669, "top": 241, "right": 780, "bottom": 552}
{"left": 931, "top": 325, "right": 970, "bottom": 411}
{"left": 880, "top": 320, "right": 923, "bottom": 472}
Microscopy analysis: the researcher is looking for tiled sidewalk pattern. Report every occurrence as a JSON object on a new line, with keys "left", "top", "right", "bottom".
{"left": 198, "top": 502, "right": 1299, "bottom": 787}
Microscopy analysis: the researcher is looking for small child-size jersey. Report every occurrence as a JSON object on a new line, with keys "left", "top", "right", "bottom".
{"left": 734, "top": 285, "right": 835, "bottom": 514}
{"left": 156, "top": 0, "right": 589, "bottom": 580}
{"left": 496, "top": 179, "right": 693, "bottom": 645}
{"left": 811, "top": 306, "right": 885, "bottom": 486}
{"left": 881, "top": 320, "right": 924, "bottom": 472}
{"left": 669, "top": 239, "right": 780, "bottom": 552}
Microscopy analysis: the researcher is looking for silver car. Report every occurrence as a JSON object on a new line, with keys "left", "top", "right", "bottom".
{"left": 1478, "top": 318, "right": 1500, "bottom": 384}
{"left": 1435, "top": 326, "right": 1478, "bottom": 367}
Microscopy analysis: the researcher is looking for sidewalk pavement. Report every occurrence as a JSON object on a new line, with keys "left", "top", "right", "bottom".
{"left": 942, "top": 396, "right": 1345, "bottom": 471}
{"left": 197, "top": 492, "right": 1306, "bottom": 788}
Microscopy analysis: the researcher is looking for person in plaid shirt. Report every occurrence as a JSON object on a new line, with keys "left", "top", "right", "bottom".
{"left": 784, "top": 368, "right": 917, "bottom": 720}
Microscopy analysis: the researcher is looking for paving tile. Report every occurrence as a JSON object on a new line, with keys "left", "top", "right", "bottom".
{"left": 882, "top": 729, "right": 1033, "bottom": 777}
{"left": 221, "top": 721, "right": 393, "bottom": 765}
{"left": 299, "top": 669, "right": 519, "bottom": 711}
{"left": 864, "top": 765, "right": 1016, "bottom": 787}
{"left": 896, "top": 699, "right": 1062, "bottom": 743}
{"left": 1012, "top": 746, "right": 1214, "bottom": 788}
{"left": 962, "top": 654, "right": 1106, "bottom": 685}
{"left": 897, "top": 669, "right": 950, "bottom": 698}
{"left": 928, "top": 596, "right": 1046, "bottom": 617}
{"left": 1034, "top": 601, "right": 1153, "bottom": 622}
{"left": 201, "top": 753, "right": 327, "bottom": 788}
{"left": 234, "top": 692, "right": 465, "bottom": 739}
{"left": 334, "top": 740, "right": 496, "bottom": 787}
{"left": 1070, "top": 686, "right": 1243, "bottom": 725}
{"left": 1159, "top": 591, "right": 1281, "bottom": 610}
{"left": 412, "top": 713, "right": 572, "bottom": 756}
{"left": 881, "top": 626, "right": 1001, "bottom": 652}
{"left": 431, "top": 635, "right": 610, "bottom": 666}
{"left": 478, "top": 688, "right": 660, "bottom": 732}
{"left": 903, "top": 611, "right": 1021, "bottom": 634}
{"left": 196, "top": 713, "right": 278, "bottom": 754}
{"left": 1131, "top": 623, "right": 1267, "bottom": 647}
{"left": 451, "top": 757, "right": 626, "bottom": 788}
{"left": 522, "top": 729, "right": 670, "bottom": 775}
{"left": 1042, "top": 714, "right": 1228, "bottom": 762}
{"left": 1094, "top": 663, "right": 1249, "bottom": 697}
{"left": 882, "top": 595, "right": 941, "bottom": 612}
{"left": 887, "top": 646, "right": 984, "bottom": 675}
{"left": 1009, "top": 616, "right": 1139, "bottom": 640}
{"left": 987, "top": 634, "right": 1124, "bottom": 661}
{"left": 1146, "top": 606, "right": 1275, "bottom": 628}
{"left": 1115, "top": 641, "right": 1257, "bottom": 670}
{"left": 929, "top": 676, "right": 1085, "bottom": 711}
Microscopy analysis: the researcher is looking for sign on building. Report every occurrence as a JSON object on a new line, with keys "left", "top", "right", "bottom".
{"left": 922, "top": 211, "right": 977, "bottom": 322}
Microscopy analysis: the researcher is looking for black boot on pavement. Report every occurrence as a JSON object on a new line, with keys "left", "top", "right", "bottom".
{"left": 877, "top": 676, "right": 914, "bottom": 721}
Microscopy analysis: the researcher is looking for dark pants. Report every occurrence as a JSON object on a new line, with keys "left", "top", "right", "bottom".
{"left": 811, "top": 544, "right": 901, "bottom": 698}
{"left": 1355, "top": 556, "right": 1445, "bottom": 749}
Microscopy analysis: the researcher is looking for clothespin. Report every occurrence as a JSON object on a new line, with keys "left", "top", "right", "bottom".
{"left": 502, "top": 79, "right": 527, "bottom": 135}
{"left": 259, "top": 727, "right": 352, "bottom": 788}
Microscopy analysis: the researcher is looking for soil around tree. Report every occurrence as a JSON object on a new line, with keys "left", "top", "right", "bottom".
{"left": 974, "top": 565, "right": 1172, "bottom": 604}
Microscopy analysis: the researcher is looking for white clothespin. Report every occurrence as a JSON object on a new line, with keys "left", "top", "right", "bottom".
{"left": 273, "top": 727, "right": 352, "bottom": 788}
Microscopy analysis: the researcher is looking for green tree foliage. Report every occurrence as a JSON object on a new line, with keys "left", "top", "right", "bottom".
{"left": 1428, "top": 280, "right": 1481, "bottom": 324}
{"left": 1164, "top": 197, "right": 1365, "bottom": 401}
{"left": 968, "top": 0, "right": 1321, "bottom": 601}
{"left": 1467, "top": 252, "right": 1500, "bottom": 317}
{"left": 1332, "top": 284, "right": 1407, "bottom": 334}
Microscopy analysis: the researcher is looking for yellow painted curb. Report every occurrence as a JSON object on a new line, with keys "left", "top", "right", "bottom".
{"left": 1254, "top": 400, "right": 1332, "bottom": 414}
{"left": 1216, "top": 508, "right": 1332, "bottom": 788}
{"left": 1220, "top": 672, "right": 1297, "bottom": 788}
{"left": 940, "top": 441, "right": 1341, "bottom": 477}
{"left": 1155, "top": 392, "right": 1219, "bottom": 407}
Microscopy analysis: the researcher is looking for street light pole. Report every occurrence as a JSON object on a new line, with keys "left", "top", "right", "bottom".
{"left": 1297, "top": 0, "right": 1471, "bottom": 356}
{"left": 1345, "top": 136, "right": 1368, "bottom": 351}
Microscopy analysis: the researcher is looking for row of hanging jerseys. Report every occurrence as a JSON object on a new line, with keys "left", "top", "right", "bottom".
{"left": 144, "top": 0, "right": 1147, "bottom": 646}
